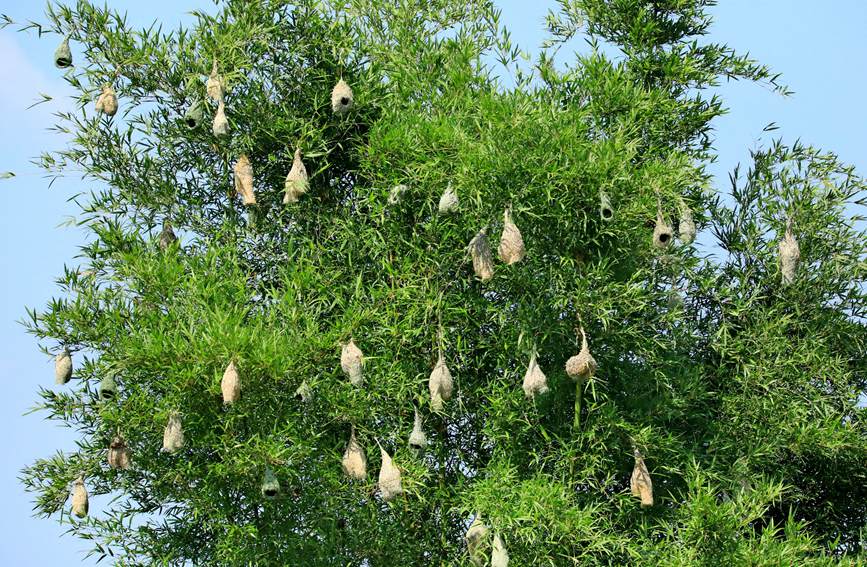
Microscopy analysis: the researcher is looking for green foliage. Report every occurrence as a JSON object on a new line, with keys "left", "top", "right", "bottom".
{"left": 15, "top": 0, "right": 867, "bottom": 564}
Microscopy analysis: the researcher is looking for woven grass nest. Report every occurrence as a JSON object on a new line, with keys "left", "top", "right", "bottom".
{"left": 54, "top": 349, "right": 72, "bottom": 385}
{"left": 779, "top": 218, "right": 800, "bottom": 286}
{"left": 428, "top": 352, "right": 454, "bottom": 412}
{"left": 342, "top": 426, "right": 367, "bottom": 480}
{"left": 630, "top": 449, "right": 654, "bottom": 507}
{"left": 95, "top": 84, "right": 118, "bottom": 116}
{"left": 565, "top": 328, "right": 597, "bottom": 381}
{"left": 522, "top": 351, "right": 549, "bottom": 400}
{"left": 283, "top": 148, "right": 309, "bottom": 204}
{"left": 331, "top": 79, "right": 354, "bottom": 115}
{"left": 340, "top": 339, "right": 364, "bottom": 387}
{"left": 54, "top": 36, "right": 72, "bottom": 68}
{"left": 221, "top": 360, "right": 241, "bottom": 404}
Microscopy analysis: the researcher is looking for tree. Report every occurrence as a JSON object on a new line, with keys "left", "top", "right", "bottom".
{"left": 13, "top": 0, "right": 867, "bottom": 564}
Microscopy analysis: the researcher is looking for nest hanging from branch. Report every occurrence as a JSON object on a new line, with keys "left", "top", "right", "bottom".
{"left": 108, "top": 435, "right": 131, "bottom": 470}
{"left": 498, "top": 207, "right": 525, "bottom": 265}
{"left": 599, "top": 191, "right": 614, "bottom": 221}
{"left": 294, "top": 380, "right": 313, "bottom": 403}
{"left": 261, "top": 466, "right": 281, "bottom": 499}
{"left": 565, "top": 328, "right": 597, "bottom": 382}
{"left": 522, "top": 351, "right": 549, "bottom": 399}
{"left": 71, "top": 476, "right": 88, "bottom": 518}
{"left": 428, "top": 352, "right": 454, "bottom": 412}
{"left": 340, "top": 339, "right": 364, "bottom": 387}
{"left": 465, "top": 515, "right": 490, "bottom": 566}
{"left": 779, "top": 218, "right": 800, "bottom": 286}
{"left": 342, "top": 426, "right": 367, "bottom": 480}
{"left": 233, "top": 154, "right": 256, "bottom": 206}
{"left": 183, "top": 99, "right": 204, "bottom": 129}
{"left": 212, "top": 100, "right": 229, "bottom": 137}
{"left": 630, "top": 449, "right": 654, "bottom": 507}
{"left": 54, "top": 35, "right": 72, "bottom": 68}
{"left": 206, "top": 60, "right": 225, "bottom": 102}
{"left": 331, "top": 79, "right": 354, "bottom": 115}
{"left": 159, "top": 220, "right": 177, "bottom": 250}
{"left": 678, "top": 197, "right": 696, "bottom": 244}
{"left": 95, "top": 84, "right": 118, "bottom": 116}
{"left": 221, "top": 360, "right": 241, "bottom": 404}
{"left": 468, "top": 229, "right": 494, "bottom": 281}
{"left": 55, "top": 349, "right": 72, "bottom": 385}
{"left": 378, "top": 445, "right": 403, "bottom": 502}
{"left": 438, "top": 185, "right": 459, "bottom": 214}
{"left": 98, "top": 375, "right": 117, "bottom": 401}
{"left": 283, "top": 148, "right": 309, "bottom": 204}
{"left": 408, "top": 408, "right": 427, "bottom": 451}
{"left": 162, "top": 411, "right": 184, "bottom": 453}
{"left": 491, "top": 533, "right": 509, "bottom": 567}
{"left": 652, "top": 210, "right": 673, "bottom": 249}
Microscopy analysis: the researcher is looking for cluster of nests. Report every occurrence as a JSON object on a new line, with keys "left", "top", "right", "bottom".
{"left": 53, "top": 35, "right": 803, "bottom": 564}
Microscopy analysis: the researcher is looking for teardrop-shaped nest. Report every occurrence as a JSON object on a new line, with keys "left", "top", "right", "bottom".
{"left": 261, "top": 465, "right": 281, "bottom": 499}
{"left": 162, "top": 411, "right": 185, "bottom": 453}
{"left": 408, "top": 408, "right": 427, "bottom": 450}
{"left": 498, "top": 208, "right": 525, "bottom": 265}
{"left": 779, "top": 220, "right": 800, "bottom": 286}
{"left": 283, "top": 148, "right": 309, "bottom": 204}
{"left": 54, "top": 36, "right": 72, "bottom": 68}
{"left": 55, "top": 349, "right": 72, "bottom": 385}
{"left": 522, "top": 351, "right": 549, "bottom": 399}
{"left": 428, "top": 354, "right": 454, "bottom": 412}
{"left": 342, "top": 427, "right": 367, "bottom": 480}
{"left": 71, "top": 476, "right": 88, "bottom": 518}
{"left": 233, "top": 154, "right": 256, "bottom": 206}
{"left": 184, "top": 100, "right": 204, "bottom": 129}
{"left": 212, "top": 100, "right": 230, "bottom": 137}
{"left": 108, "top": 435, "right": 131, "bottom": 470}
{"left": 599, "top": 191, "right": 614, "bottom": 221}
{"left": 491, "top": 533, "right": 510, "bottom": 567}
{"left": 206, "top": 60, "right": 225, "bottom": 102}
{"left": 95, "top": 84, "right": 118, "bottom": 116}
{"left": 630, "top": 450, "right": 654, "bottom": 507}
{"left": 98, "top": 375, "right": 118, "bottom": 401}
{"left": 468, "top": 230, "right": 494, "bottom": 281}
{"left": 378, "top": 446, "right": 403, "bottom": 501}
{"left": 340, "top": 339, "right": 364, "bottom": 387}
{"left": 438, "top": 185, "right": 459, "bottom": 214}
{"left": 565, "top": 329, "right": 597, "bottom": 382}
{"left": 159, "top": 220, "right": 178, "bottom": 250}
{"left": 652, "top": 211, "right": 673, "bottom": 249}
{"left": 221, "top": 360, "right": 241, "bottom": 404}
{"left": 678, "top": 198, "right": 696, "bottom": 244}
{"left": 465, "top": 515, "right": 490, "bottom": 566}
{"left": 331, "top": 79, "right": 354, "bottom": 115}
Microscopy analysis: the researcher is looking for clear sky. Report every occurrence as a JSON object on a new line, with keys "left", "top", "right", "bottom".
{"left": 1, "top": 1, "right": 865, "bottom": 564}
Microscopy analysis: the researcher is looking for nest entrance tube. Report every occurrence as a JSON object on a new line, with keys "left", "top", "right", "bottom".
{"left": 283, "top": 148, "right": 309, "bottom": 204}
{"left": 54, "top": 36, "right": 72, "bottom": 68}
{"left": 55, "top": 349, "right": 72, "bottom": 385}
{"left": 630, "top": 449, "right": 654, "bottom": 507}
{"left": 599, "top": 191, "right": 614, "bottom": 221}
{"left": 261, "top": 466, "right": 281, "bottom": 499}
{"left": 342, "top": 426, "right": 367, "bottom": 480}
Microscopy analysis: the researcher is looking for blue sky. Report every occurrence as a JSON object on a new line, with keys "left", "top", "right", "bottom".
{"left": 1, "top": 1, "right": 865, "bottom": 564}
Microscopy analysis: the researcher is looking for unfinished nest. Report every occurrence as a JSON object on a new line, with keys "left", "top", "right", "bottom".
{"left": 212, "top": 100, "right": 229, "bottom": 137}
{"left": 54, "top": 35, "right": 72, "bottom": 68}
{"left": 465, "top": 515, "right": 490, "bottom": 566}
{"left": 206, "top": 60, "right": 225, "bottom": 102}
{"left": 98, "top": 375, "right": 117, "bottom": 401}
{"left": 468, "top": 229, "right": 494, "bottom": 281}
{"left": 221, "top": 360, "right": 241, "bottom": 404}
{"left": 630, "top": 449, "right": 654, "bottom": 507}
{"left": 162, "top": 411, "right": 184, "bottom": 453}
{"left": 159, "top": 220, "right": 177, "bottom": 251}
{"left": 388, "top": 184, "right": 409, "bottom": 205}
{"left": 652, "top": 210, "right": 673, "bottom": 249}
{"left": 261, "top": 466, "right": 281, "bottom": 499}
{"left": 438, "top": 185, "right": 459, "bottom": 214}
{"left": 233, "top": 154, "right": 256, "bottom": 206}
{"left": 55, "top": 349, "right": 72, "bottom": 385}
{"left": 565, "top": 328, "right": 597, "bottom": 382}
{"left": 340, "top": 339, "right": 364, "bottom": 387}
{"left": 779, "top": 218, "right": 800, "bottom": 286}
{"left": 678, "top": 198, "right": 696, "bottom": 244}
{"left": 491, "top": 533, "right": 509, "bottom": 567}
{"left": 408, "top": 408, "right": 427, "bottom": 451}
{"left": 183, "top": 100, "right": 204, "bottom": 129}
{"left": 71, "top": 476, "right": 88, "bottom": 518}
{"left": 283, "top": 148, "right": 309, "bottom": 204}
{"left": 428, "top": 353, "right": 454, "bottom": 412}
{"left": 108, "top": 435, "right": 131, "bottom": 470}
{"left": 95, "top": 84, "right": 118, "bottom": 116}
{"left": 331, "top": 79, "right": 354, "bottom": 115}
{"left": 599, "top": 191, "right": 614, "bottom": 221}
{"left": 522, "top": 351, "right": 549, "bottom": 400}
{"left": 378, "top": 446, "right": 403, "bottom": 502}
{"left": 498, "top": 207, "right": 525, "bottom": 265}
{"left": 294, "top": 380, "right": 313, "bottom": 403}
{"left": 342, "top": 427, "right": 367, "bottom": 480}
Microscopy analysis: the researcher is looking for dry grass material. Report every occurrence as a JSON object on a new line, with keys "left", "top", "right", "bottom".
{"left": 428, "top": 353, "right": 454, "bottom": 412}
{"left": 438, "top": 185, "right": 459, "bottom": 214}
{"left": 283, "top": 148, "right": 309, "bottom": 204}
{"left": 408, "top": 408, "right": 427, "bottom": 450}
{"left": 378, "top": 446, "right": 403, "bottom": 501}
{"left": 108, "top": 435, "right": 131, "bottom": 470}
{"left": 599, "top": 191, "right": 614, "bottom": 221}
{"left": 221, "top": 360, "right": 241, "bottom": 404}
{"left": 498, "top": 208, "right": 525, "bottom": 265}
{"left": 206, "top": 60, "right": 224, "bottom": 102}
{"left": 678, "top": 198, "right": 696, "bottom": 244}
{"left": 54, "top": 36, "right": 72, "bottom": 68}
{"left": 331, "top": 79, "right": 354, "bottom": 115}
{"left": 565, "top": 328, "right": 597, "bottom": 382}
{"left": 98, "top": 375, "right": 117, "bottom": 401}
{"left": 388, "top": 184, "right": 409, "bottom": 205}
{"left": 465, "top": 515, "right": 489, "bottom": 566}
{"left": 212, "top": 100, "right": 229, "bottom": 137}
{"left": 55, "top": 349, "right": 72, "bottom": 385}
{"left": 261, "top": 466, "right": 281, "bottom": 499}
{"left": 630, "top": 450, "right": 654, "bottom": 507}
{"left": 162, "top": 411, "right": 184, "bottom": 453}
{"left": 653, "top": 211, "right": 673, "bottom": 249}
{"left": 779, "top": 218, "right": 800, "bottom": 286}
{"left": 233, "top": 154, "right": 256, "bottom": 206}
{"left": 95, "top": 84, "right": 118, "bottom": 116}
{"left": 71, "top": 476, "right": 88, "bottom": 518}
{"left": 522, "top": 351, "right": 549, "bottom": 399}
{"left": 342, "top": 427, "right": 367, "bottom": 480}
{"left": 468, "top": 230, "right": 494, "bottom": 281}
{"left": 159, "top": 220, "right": 177, "bottom": 251}
{"left": 491, "top": 533, "right": 509, "bottom": 567}
{"left": 340, "top": 339, "right": 363, "bottom": 387}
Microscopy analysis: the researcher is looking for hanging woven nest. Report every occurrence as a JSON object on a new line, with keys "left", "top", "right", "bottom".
{"left": 55, "top": 349, "right": 72, "bottom": 385}
{"left": 162, "top": 411, "right": 184, "bottom": 453}
{"left": 428, "top": 353, "right": 454, "bottom": 412}
{"left": 294, "top": 380, "right": 313, "bottom": 403}
{"left": 498, "top": 207, "right": 525, "bottom": 265}
{"left": 98, "top": 375, "right": 117, "bottom": 401}
{"left": 491, "top": 533, "right": 509, "bottom": 567}
{"left": 233, "top": 154, "right": 256, "bottom": 206}
{"left": 54, "top": 35, "right": 72, "bottom": 68}
{"left": 378, "top": 445, "right": 403, "bottom": 501}
{"left": 108, "top": 435, "right": 131, "bottom": 470}
{"left": 565, "top": 328, "right": 597, "bottom": 382}
{"left": 522, "top": 351, "right": 549, "bottom": 400}
{"left": 652, "top": 210, "right": 673, "bottom": 249}
{"left": 331, "top": 79, "right": 354, "bottom": 115}
{"left": 779, "top": 218, "right": 800, "bottom": 286}
{"left": 212, "top": 100, "right": 229, "bottom": 137}
{"left": 340, "top": 339, "right": 363, "bottom": 387}
{"left": 159, "top": 220, "right": 177, "bottom": 250}
{"left": 468, "top": 229, "right": 494, "bottom": 282}
{"left": 438, "top": 184, "right": 459, "bottom": 214}
{"left": 71, "top": 476, "right": 88, "bottom": 518}
{"left": 408, "top": 408, "right": 427, "bottom": 451}
{"left": 206, "top": 60, "right": 225, "bottom": 102}
{"left": 95, "top": 84, "right": 118, "bottom": 116}
{"left": 342, "top": 426, "right": 367, "bottom": 480}
{"left": 183, "top": 100, "right": 204, "bottom": 129}
{"left": 261, "top": 466, "right": 281, "bottom": 499}
{"left": 599, "top": 191, "right": 614, "bottom": 221}
{"left": 465, "top": 515, "right": 490, "bottom": 567}
{"left": 630, "top": 449, "right": 654, "bottom": 507}
{"left": 283, "top": 148, "right": 309, "bottom": 204}
{"left": 221, "top": 360, "right": 241, "bottom": 404}
{"left": 678, "top": 198, "right": 696, "bottom": 244}
{"left": 388, "top": 184, "right": 409, "bottom": 205}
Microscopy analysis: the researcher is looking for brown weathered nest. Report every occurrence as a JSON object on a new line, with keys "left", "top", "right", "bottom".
{"left": 206, "top": 60, "right": 225, "bottom": 102}
{"left": 428, "top": 353, "right": 454, "bottom": 412}
{"left": 491, "top": 533, "right": 509, "bottom": 567}
{"left": 342, "top": 426, "right": 367, "bottom": 480}
{"left": 232, "top": 154, "right": 255, "bottom": 206}
{"left": 108, "top": 435, "right": 131, "bottom": 470}
{"left": 95, "top": 84, "right": 118, "bottom": 116}
{"left": 630, "top": 449, "right": 654, "bottom": 507}
{"left": 498, "top": 207, "right": 525, "bottom": 265}
{"left": 565, "top": 328, "right": 597, "bottom": 381}
{"left": 283, "top": 148, "right": 309, "bottom": 204}
{"left": 522, "top": 351, "right": 549, "bottom": 400}
{"left": 340, "top": 339, "right": 364, "bottom": 387}
{"left": 468, "top": 229, "right": 494, "bottom": 281}
{"left": 221, "top": 360, "right": 241, "bottom": 404}
{"left": 388, "top": 184, "right": 409, "bottom": 205}
{"left": 159, "top": 220, "right": 177, "bottom": 250}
